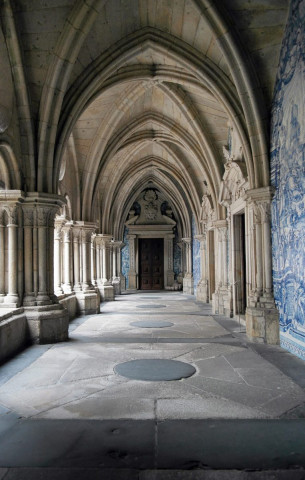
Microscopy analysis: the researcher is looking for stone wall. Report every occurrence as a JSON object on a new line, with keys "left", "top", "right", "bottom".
{"left": 271, "top": 0, "right": 305, "bottom": 360}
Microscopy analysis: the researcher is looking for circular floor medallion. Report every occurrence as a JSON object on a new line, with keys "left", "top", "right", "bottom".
{"left": 130, "top": 320, "right": 174, "bottom": 328}
{"left": 114, "top": 359, "right": 196, "bottom": 381}
{"left": 136, "top": 304, "right": 166, "bottom": 309}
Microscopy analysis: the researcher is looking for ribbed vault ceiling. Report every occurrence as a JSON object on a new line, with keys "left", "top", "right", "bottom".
{"left": 1, "top": 0, "right": 289, "bottom": 236}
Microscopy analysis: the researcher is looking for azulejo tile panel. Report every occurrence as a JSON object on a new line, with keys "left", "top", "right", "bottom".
{"left": 192, "top": 215, "right": 200, "bottom": 293}
{"left": 121, "top": 227, "right": 130, "bottom": 289}
{"left": 271, "top": 0, "right": 305, "bottom": 359}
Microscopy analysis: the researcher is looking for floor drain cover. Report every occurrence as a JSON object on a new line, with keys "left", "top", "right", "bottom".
{"left": 114, "top": 359, "right": 196, "bottom": 381}
{"left": 130, "top": 320, "right": 174, "bottom": 328}
{"left": 136, "top": 304, "right": 166, "bottom": 309}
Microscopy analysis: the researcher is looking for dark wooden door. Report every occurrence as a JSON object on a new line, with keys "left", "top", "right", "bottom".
{"left": 139, "top": 238, "right": 164, "bottom": 290}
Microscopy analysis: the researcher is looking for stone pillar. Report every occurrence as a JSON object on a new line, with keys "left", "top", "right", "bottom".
{"left": 73, "top": 222, "right": 100, "bottom": 314}
{"left": 118, "top": 241, "right": 126, "bottom": 291}
{"left": 182, "top": 237, "right": 194, "bottom": 295}
{"left": 212, "top": 220, "right": 231, "bottom": 315}
{"left": 81, "top": 229, "right": 90, "bottom": 291}
{"left": 4, "top": 205, "right": 19, "bottom": 306}
{"left": 195, "top": 233, "right": 208, "bottom": 303}
{"left": 22, "top": 193, "right": 69, "bottom": 344}
{"left": 62, "top": 223, "right": 72, "bottom": 294}
{"left": 176, "top": 241, "right": 184, "bottom": 286}
{"left": 165, "top": 234, "right": 175, "bottom": 289}
{"left": 0, "top": 212, "right": 5, "bottom": 302}
{"left": 111, "top": 240, "right": 124, "bottom": 295}
{"left": 245, "top": 188, "right": 279, "bottom": 345}
{"left": 91, "top": 234, "right": 97, "bottom": 286}
{"left": 127, "top": 234, "right": 137, "bottom": 290}
{"left": 98, "top": 234, "right": 114, "bottom": 300}
{"left": 260, "top": 202, "right": 273, "bottom": 297}
{"left": 95, "top": 240, "right": 101, "bottom": 286}
{"left": 72, "top": 227, "right": 82, "bottom": 292}
{"left": 254, "top": 207, "right": 263, "bottom": 297}
{"left": 23, "top": 207, "right": 36, "bottom": 305}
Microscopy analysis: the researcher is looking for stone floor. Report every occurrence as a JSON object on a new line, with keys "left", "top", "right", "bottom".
{"left": 1, "top": 291, "right": 305, "bottom": 479}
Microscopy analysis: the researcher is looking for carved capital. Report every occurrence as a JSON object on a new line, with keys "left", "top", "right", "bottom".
{"left": 259, "top": 202, "right": 271, "bottom": 223}
{"left": 4, "top": 204, "right": 19, "bottom": 225}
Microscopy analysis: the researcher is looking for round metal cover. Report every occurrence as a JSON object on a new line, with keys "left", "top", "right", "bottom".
{"left": 130, "top": 320, "right": 174, "bottom": 328}
{"left": 114, "top": 359, "right": 196, "bottom": 381}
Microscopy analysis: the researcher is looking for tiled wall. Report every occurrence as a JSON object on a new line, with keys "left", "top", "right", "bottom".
{"left": 121, "top": 227, "right": 130, "bottom": 289}
{"left": 271, "top": 0, "right": 305, "bottom": 360}
{"left": 192, "top": 215, "right": 200, "bottom": 293}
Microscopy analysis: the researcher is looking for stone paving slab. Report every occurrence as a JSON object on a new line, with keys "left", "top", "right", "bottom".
{"left": 1, "top": 469, "right": 305, "bottom": 480}
{"left": 1, "top": 419, "right": 305, "bottom": 471}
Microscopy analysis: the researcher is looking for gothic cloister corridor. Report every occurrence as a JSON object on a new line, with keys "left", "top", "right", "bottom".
{"left": 1, "top": 0, "right": 305, "bottom": 477}
{"left": 1, "top": 292, "right": 305, "bottom": 478}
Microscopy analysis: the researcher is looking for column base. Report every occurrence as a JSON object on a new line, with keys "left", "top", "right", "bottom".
{"left": 212, "top": 287, "right": 232, "bottom": 317}
{"left": 112, "top": 277, "right": 121, "bottom": 295}
{"left": 183, "top": 275, "right": 194, "bottom": 295}
{"left": 101, "top": 285, "right": 115, "bottom": 301}
{"left": 246, "top": 305, "right": 280, "bottom": 345}
{"left": 62, "top": 284, "right": 73, "bottom": 294}
{"left": 3, "top": 294, "right": 20, "bottom": 308}
{"left": 23, "top": 293, "right": 36, "bottom": 307}
{"left": 36, "top": 292, "right": 52, "bottom": 306}
{"left": 166, "top": 271, "right": 175, "bottom": 288}
{"left": 196, "top": 280, "right": 208, "bottom": 303}
{"left": 24, "top": 304, "right": 69, "bottom": 344}
{"left": 128, "top": 272, "right": 137, "bottom": 290}
{"left": 76, "top": 291, "right": 100, "bottom": 315}
{"left": 120, "top": 274, "right": 126, "bottom": 291}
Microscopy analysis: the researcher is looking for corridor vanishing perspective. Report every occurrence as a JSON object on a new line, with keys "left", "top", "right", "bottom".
{"left": 1, "top": 292, "right": 305, "bottom": 475}
{"left": 1, "top": 0, "right": 305, "bottom": 476}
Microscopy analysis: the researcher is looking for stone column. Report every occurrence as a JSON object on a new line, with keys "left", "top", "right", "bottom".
{"left": 72, "top": 227, "right": 81, "bottom": 292}
{"left": 73, "top": 222, "right": 99, "bottom": 314}
{"left": 4, "top": 205, "right": 19, "bottom": 306}
{"left": 0, "top": 210, "right": 5, "bottom": 302}
{"left": 53, "top": 222, "right": 63, "bottom": 296}
{"left": 117, "top": 241, "right": 126, "bottom": 291}
{"left": 127, "top": 234, "right": 137, "bottom": 290}
{"left": 21, "top": 193, "right": 69, "bottom": 344}
{"left": 165, "top": 234, "right": 175, "bottom": 288}
{"left": 245, "top": 188, "right": 279, "bottom": 345}
{"left": 95, "top": 240, "right": 101, "bottom": 285}
{"left": 81, "top": 228, "right": 94, "bottom": 291}
{"left": 176, "top": 241, "right": 184, "bottom": 286}
{"left": 212, "top": 220, "right": 230, "bottom": 315}
{"left": 62, "top": 223, "right": 72, "bottom": 294}
{"left": 260, "top": 202, "right": 273, "bottom": 297}
{"left": 112, "top": 240, "right": 124, "bottom": 295}
{"left": 23, "top": 206, "right": 36, "bottom": 305}
{"left": 98, "top": 234, "right": 114, "bottom": 300}
{"left": 182, "top": 237, "right": 193, "bottom": 295}
{"left": 195, "top": 233, "right": 208, "bottom": 302}
{"left": 91, "top": 234, "right": 97, "bottom": 286}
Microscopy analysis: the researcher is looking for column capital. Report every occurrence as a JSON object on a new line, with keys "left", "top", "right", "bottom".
{"left": 182, "top": 237, "right": 191, "bottom": 244}
{"left": 95, "top": 233, "right": 113, "bottom": 247}
{"left": 195, "top": 234, "right": 206, "bottom": 243}
{"left": 246, "top": 186, "right": 274, "bottom": 204}
{"left": 111, "top": 240, "right": 125, "bottom": 249}
{"left": 212, "top": 219, "right": 227, "bottom": 230}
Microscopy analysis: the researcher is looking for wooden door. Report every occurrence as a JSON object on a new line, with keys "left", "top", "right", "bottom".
{"left": 139, "top": 238, "right": 164, "bottom": 290}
